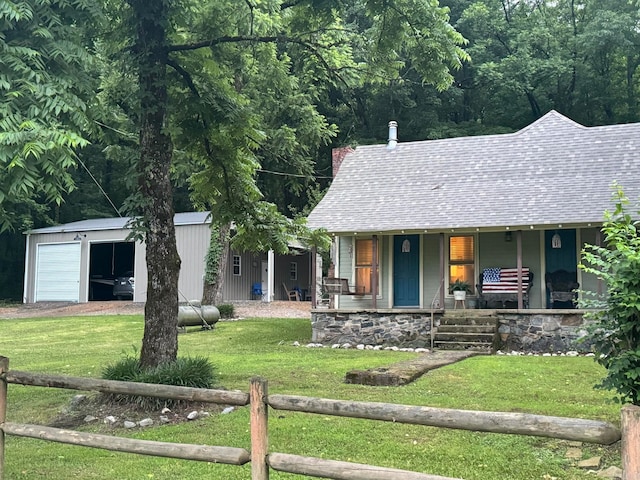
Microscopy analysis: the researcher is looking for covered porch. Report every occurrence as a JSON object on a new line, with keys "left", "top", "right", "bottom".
{"left": 306, "top": 226, "right": 603, "bottom": 353}
{"left": 309, "top": 226, "right": 603, "bottom": 312}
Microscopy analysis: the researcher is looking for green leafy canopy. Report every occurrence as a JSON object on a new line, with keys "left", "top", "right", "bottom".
{"left": 0, "top": 0, "right": 100, "bottom": 231}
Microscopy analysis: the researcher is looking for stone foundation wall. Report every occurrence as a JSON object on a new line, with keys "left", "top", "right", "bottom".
{"left": 311, "top": 311, "right": 435, "bottom": 348}
{"left": 497, "top": 312, "right": 592, "bottom": 353}
{"left": 311, "top": 310, "right": 593, "bottom": 352}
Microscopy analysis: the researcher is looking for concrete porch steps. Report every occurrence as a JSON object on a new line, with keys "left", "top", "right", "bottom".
{"left": 434, "top": 310, "right": 498, "bottom": 351}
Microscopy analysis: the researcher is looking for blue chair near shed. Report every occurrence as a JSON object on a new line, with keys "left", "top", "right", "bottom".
{"left": 251, "top": 282, "right": 263, "bottom": 300}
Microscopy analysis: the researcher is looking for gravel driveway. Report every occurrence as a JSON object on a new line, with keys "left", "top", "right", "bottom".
{"left": 0, "top": 300, "right": 311, "bottom": 319}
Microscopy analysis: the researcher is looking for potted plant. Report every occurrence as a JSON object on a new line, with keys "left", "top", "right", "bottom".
{"left": 451, "top": 279, "right": 470, "bottom": 301}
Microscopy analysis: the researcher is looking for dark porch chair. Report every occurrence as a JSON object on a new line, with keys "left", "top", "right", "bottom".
{"left": 545, "top": 270, "right": 579, "bottom": 309}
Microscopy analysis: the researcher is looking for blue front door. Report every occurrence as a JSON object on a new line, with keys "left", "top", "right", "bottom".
{"left": 545, "top": 229, "right": 578, "bottom": 307}
{"left": 393, "top": 235, "right": 420, "bottom": 307}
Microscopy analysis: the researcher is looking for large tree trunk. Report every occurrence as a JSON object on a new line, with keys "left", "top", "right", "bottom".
{"left": 130, "top": 0, "right": 180, "bottom": 369}
{"left": 202, "top": 222, "right": 231, "bottom": 305}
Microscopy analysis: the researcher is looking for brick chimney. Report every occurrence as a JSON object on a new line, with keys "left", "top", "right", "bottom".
{"left": 331, "top": 146, "right": 354, "bottom": 177}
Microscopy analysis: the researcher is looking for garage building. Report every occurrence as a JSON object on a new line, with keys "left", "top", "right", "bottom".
{"left": 23, "top": 212, "right": 313, "bottom": 304}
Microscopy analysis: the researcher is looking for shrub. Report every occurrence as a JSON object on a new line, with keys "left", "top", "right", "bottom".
{"left": 580, "top": 184, "right": 640, "bottom": 405}
{"left": 102, "top": 355, "right": 142, "bottom": 382}
{"left": 217, "top": 303, "right": 234, "bottom": 318}
{"left": 102, "top": 355, "right": 217, "bottom": 409}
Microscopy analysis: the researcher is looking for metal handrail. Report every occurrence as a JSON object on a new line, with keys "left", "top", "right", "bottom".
{"left": 429, "top": 280, "right": 443, "bottom": 350}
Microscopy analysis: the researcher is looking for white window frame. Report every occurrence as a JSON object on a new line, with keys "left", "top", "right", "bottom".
{"left": 352, "top": 237, "right": 380, "bottom": 295}
{"left": 232, "top": 255, "right": 241, "bottom": 276}
{"left": 446, "top": 234, "right": 477, "bottom": 295}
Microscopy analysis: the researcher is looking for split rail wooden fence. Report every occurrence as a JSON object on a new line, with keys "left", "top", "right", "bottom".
{"left": 1, "top": 355, "right": 639, "bottom": 480}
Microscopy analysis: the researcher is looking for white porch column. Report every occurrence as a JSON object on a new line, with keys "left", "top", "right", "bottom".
{"left": 315, "top": 250, "right": 323, "bottom": 307}
{"left": 267, "top": 249, "right": 275, "bottom": 303}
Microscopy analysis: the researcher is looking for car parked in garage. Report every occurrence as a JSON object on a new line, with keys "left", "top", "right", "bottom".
{"left": 113, "top": 271, "right": 134, "bottom": 300}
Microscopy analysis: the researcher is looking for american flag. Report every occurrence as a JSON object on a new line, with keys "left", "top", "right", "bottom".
{"left": 481, "top": 268, "right": 530, "bottom": 293}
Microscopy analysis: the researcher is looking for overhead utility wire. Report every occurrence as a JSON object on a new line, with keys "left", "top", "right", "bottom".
{"left": 257, "top": 168, "right": 332, "bottom": 179}
{"left": 94, "top": 120, "right": 137, "bottom": 140}
{"left": 72, "top": 151, "right": 123, "bottom": 218}
{"left": 88, "top": 121, "right": 333, "bottom": 215}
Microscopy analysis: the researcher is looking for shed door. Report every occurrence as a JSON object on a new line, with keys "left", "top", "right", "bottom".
{"left": 35, "top": 243, "right": 81, "bottom": 302}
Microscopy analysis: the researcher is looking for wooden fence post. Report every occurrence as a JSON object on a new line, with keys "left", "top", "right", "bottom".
{"left": 0, "top": 356, "right": 9, "bottom": 480}
{"left": 250, "top": 377, "right": 269, "bottom": 480}
{"left": 622, "top": 404, "right": 640, "bottom": 480}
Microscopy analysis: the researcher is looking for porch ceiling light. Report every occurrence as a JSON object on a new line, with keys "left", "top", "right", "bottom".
{"left": 552, "top": 232, "right": 562, "bottom": 249}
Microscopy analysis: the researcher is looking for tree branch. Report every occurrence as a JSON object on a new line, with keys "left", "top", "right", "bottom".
{"left": 168, "top": 33, "right": 347, "bottom": 53}
{"left": 168, "top": 34, "right": 352, "bottom": 89}
{"left": 166, "top": 58, "right": 200, "bottom": 97}
{"left": 168, "top": 35, "right": 281, "bottom": 52}
{"left": 280, "top": 0, "right": 304, "bottom": 10}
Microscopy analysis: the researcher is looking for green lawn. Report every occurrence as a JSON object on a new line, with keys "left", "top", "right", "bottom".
{"left": 0, "top": 314, "right": 622, "bottom": 479}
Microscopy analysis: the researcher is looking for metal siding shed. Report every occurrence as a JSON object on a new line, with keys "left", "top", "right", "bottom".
{"left": 24, "top": 212, "right": 212, "bottom": 304}
{"left": 175, "top": 222, "right": 211, "bottom": 302}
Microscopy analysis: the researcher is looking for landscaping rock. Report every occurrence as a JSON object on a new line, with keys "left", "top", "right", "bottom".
{"left": 104, "top": 415, "right": 117, "bottom": 425}
{"left": 124, "top": 421, "right": 136, "bottom": 429}
{"left": 565, "top": 447, "right": 582, "bottom": 459}
{"left": 577, "top": 456, "right": 601, "bottom": 469}
{"left": 596, "top": 466, "right": 623, "bottom": 479}
{"left": 187, "top": 411, "right": 199, "bottom": 420}
{"left": 138, "top": 418, "right": 153, "bottom": 427}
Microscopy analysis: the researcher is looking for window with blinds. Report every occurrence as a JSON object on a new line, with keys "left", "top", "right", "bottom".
{"left": 355, "top": 239, "right": 378, "bottom": 294}
{"left": 449, "top": 236, "right": 475, "bottom": 294}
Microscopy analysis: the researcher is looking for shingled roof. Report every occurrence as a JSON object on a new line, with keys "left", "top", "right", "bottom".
{"left": 307, "top": 111, "right": 640, "bottom": 234}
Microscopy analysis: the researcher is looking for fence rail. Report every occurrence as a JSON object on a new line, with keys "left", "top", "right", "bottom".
{"left": 1, "top": 355, "right": 638, "bottom": 480}
{"left": 267, "top": 394, "right": 620, "bottom": 444}
{"left": 2, "top": 422, "right": 250, "bottom": 464}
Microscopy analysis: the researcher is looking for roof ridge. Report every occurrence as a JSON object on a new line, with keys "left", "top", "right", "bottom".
{"left": 511, "top": 110, "right": 587, "bottom": 136}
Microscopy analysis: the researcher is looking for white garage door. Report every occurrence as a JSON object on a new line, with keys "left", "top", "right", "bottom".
{"left": 35, "top": 243, "right": 81, "bottom": 302}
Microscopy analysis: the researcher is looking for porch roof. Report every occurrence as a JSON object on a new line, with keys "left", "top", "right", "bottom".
{"left": 308, "top": 111, "right": 640, "bottom": 235}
